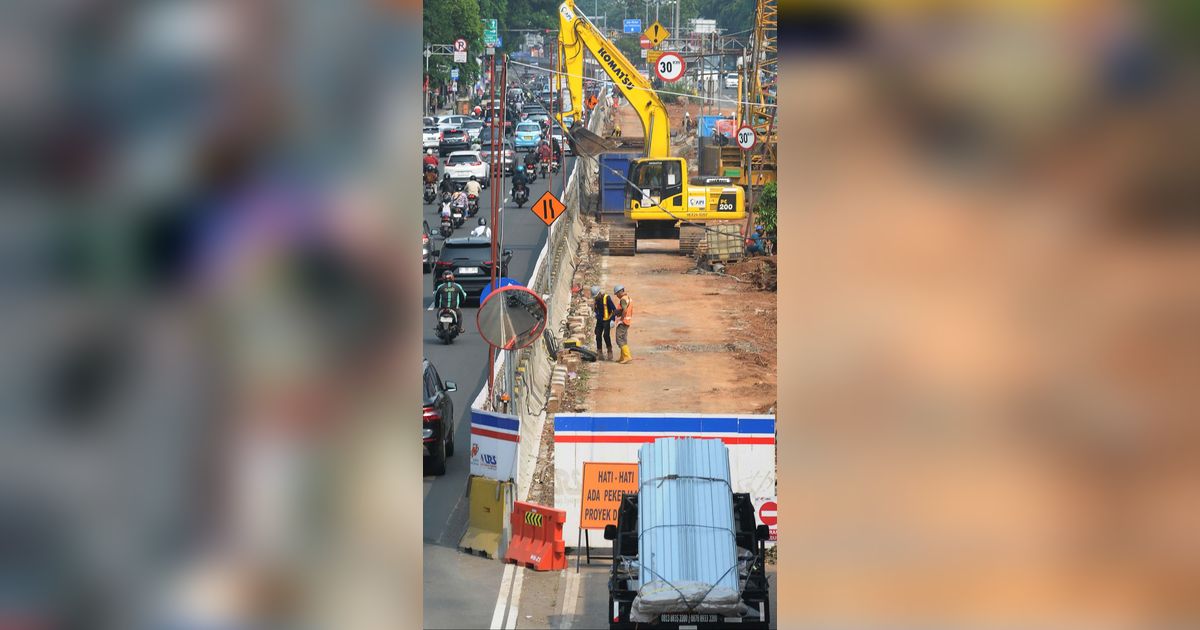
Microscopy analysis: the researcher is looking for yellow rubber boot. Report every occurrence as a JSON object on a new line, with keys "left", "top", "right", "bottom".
{"left": 618, "top": 345, "right": 632, "bottom": 364}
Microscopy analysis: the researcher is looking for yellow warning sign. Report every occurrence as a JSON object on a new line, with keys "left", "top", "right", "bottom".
{"left": 531, "top": 191, "right": 566, "bottom": 226}
{"left": 647, "top": 49, "right": 663, "bottom": 66}
{"left": 524, "top": 510, "right": 544, "bottom": 527}
{"left": 579, "top": 462, "right": 639, "bottom": 529}
{"left": 644, "top": 21, "right": 669, "bottom": 47}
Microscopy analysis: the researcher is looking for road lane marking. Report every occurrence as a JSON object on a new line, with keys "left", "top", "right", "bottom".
{"left": 490, "top": 563, "right": 516, "bottom": 630}
{"left": 504, "top": 566, "right": 525, "bottom": 630}
{"left": 560, "top": 570, "right": 581, "bottom": 629}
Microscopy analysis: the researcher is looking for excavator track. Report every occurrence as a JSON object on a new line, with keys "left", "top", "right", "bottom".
{"left": 608, "top": 225, "right": 637, "bottom": 256}
{"left": 679, "top": 225, "right": 705, "bottom": 257}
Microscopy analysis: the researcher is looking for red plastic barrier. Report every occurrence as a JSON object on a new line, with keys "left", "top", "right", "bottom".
{"left": 503, "top": 501, "right": 567, "bottom": 571}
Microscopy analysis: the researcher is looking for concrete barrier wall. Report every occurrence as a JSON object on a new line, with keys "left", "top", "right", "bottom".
{"left": 553, "top": 413, "right": 777, "bottom": 550}
{"left": 470, "top": 96, "right": 611, "bottom": 498}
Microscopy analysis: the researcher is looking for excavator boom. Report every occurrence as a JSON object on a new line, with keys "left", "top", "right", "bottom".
{"left": 557, "top": 0, "right": 671, "bottom": 158}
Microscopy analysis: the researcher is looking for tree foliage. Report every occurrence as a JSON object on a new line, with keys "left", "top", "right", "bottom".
{"left": 753, "top": 181, "right": 776, "bottom": 235}
{"left": 424, "top": 0, "right": 484, "bottom": 86}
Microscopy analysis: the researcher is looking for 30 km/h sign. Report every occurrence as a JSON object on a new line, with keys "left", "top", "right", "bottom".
{"left": 654, "top": 52, "right": 685, "bottom": 82}
{"left": 736, "top": 125, "right": 758, "bottom": 150}
{"left": 532, "top": 191, "right": 566, "bottom": 226}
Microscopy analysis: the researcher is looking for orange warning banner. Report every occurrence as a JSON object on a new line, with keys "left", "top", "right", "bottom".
{"left": 579, "top": 462, "right": 639, "bottom": 529}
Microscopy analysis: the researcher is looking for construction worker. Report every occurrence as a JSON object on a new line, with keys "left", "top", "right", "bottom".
{"left": 613, "top": 284, "right": 633, "bottom": 364}
{"left": 591, "top": 286, "right": 616, "bottom": 361}
{"left": 746, "top": 225, "right": 766, "bottom": 256}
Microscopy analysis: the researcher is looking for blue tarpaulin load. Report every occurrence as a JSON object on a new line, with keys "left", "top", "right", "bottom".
{"left": 632, "top": 437, "right": 742, "bottom": 622}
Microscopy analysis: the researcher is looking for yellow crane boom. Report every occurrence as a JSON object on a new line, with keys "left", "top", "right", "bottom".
{"left": 556, "top": 0, "right": 671, "bottom": 158}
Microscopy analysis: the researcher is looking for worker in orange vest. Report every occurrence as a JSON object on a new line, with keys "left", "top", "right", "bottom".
{"left": 613, "top": 284, "right": 633, "bottom": 364}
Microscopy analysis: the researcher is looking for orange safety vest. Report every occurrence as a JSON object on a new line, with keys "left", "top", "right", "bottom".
{"left": 618, "top": 295, "right": 633, "bottom": 326}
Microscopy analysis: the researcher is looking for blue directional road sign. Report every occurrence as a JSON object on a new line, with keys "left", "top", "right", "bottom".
{"left": 623, "top": 19, "right": 642, "bottom": 34}
{"left": 479, "top": 277, "right": 523, "bottom": 306}
{"left": 451, "top": 68, "right": 460, "bottom": 80}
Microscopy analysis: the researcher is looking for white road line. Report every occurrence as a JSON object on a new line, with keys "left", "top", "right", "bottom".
{"left": 427, "top": 302, "right": 435, "bottom": 311}
{"left": 504, "top": 566, "right": 525, "bottom": 630}
{"left": 560, "top": 570, "right": 581, "bottom": 629}
{"left": 490, "top": 563, "right": 516, "bottom": 630}
{"left": 423, "top": 479, "right": 433, "bottom": 499}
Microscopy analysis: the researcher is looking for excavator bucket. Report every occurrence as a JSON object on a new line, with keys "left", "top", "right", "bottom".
{"left": 566, "top": 127, "right": 616, "bottom": 158}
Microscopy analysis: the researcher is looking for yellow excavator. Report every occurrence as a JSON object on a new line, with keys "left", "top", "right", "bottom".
{"left": 556, "top": 0, "right": 745, "bottom": 256}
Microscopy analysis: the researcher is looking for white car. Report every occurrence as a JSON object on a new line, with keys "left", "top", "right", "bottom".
{"left": 725, "top": 73, "right": 738, "bottom": 89}
{"left": 422, "top": 125, "right": 440, "bottom": 150}
{"left": 436, "top": 115, "right": 472, "bottom": 132}
{"left": 443, "top": 151, "right": 490, "bottom": 187}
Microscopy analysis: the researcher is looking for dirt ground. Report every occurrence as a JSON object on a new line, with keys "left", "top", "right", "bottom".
{"left": 581, "top": 243, "right": 777, "bottom": 414}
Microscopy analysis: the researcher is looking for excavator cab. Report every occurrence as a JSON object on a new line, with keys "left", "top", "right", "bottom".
{"left": 626, "top": 158, "right": 686, "bottom": 218}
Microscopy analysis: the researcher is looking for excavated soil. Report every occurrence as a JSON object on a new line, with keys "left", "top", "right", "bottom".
{"left": 583, "top": 248, "right": 777, "bottom": 414}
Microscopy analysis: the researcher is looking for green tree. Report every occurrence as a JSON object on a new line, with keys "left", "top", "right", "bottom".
{"left": 753, "top": 181, "right": 776, "bottom": 235}
{"left": 424, "top": 0, "right": 485, "bottom": 87}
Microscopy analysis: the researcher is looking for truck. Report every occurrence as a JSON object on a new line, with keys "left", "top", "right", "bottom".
{"left": 555, "top": 0, "right": 747, "bottom": 256}
{"left": 602, "top": 438, "right": 772, "bottom": 629}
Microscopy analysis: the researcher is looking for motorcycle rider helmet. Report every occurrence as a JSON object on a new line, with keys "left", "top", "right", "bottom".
{"left": 470, "top": 175, "right": 476, "bottom": 181}
{"left": 478, "top": 217, "right": 487, "bottom": 226}
{"left": 443, "top": 173, "right": 450, "bottom": 180}
{"left": 443, "top": 271, "right": 455, "bottom": 282}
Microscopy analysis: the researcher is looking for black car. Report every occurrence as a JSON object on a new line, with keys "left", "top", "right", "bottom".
{"left": 432, "top": 237, "right": 513, "bottom": 302}
{"left": 423, "top": 358, "right": 457, "bottom": 475}
{"left": 438, "top": 128, "right": 470, "bottom": 156}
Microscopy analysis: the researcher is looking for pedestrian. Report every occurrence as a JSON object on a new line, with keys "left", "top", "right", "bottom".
{"left": 613, "top": 284, "right": 633, "bottom": 364}
{"left": 591, "top": 286, "right": 616, "bottom": 361}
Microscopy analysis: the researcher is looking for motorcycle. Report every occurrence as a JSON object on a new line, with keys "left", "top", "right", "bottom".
{"left": 423, "top": 182, "right": 437, "bottom": 204}
{"left": 450, "top": 205, "right": 465, "bottom": 229}
{"left": 435, "top": 308, "right": 460, "bottom": 344}
{"left": 538, "top": 159, "right": 549, "bottom": 178}
{"left": 512, "top": 184, "right": 529, "bottom": 207}
{"left": 440, "top": 191, "right": 452, "bottom": 207}
{"left": 550, "top": 159, "right": 560, "bottom": 174}
{"left": 467, "top": 193, "right": 479, "bottom": 217}
{"left": 439, "top": 205, "right": 454, "bottom": 238}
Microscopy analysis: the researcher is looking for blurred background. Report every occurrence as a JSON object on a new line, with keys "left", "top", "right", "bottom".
{"left": 776, "top": 0, "right": 1199, "bottom": 626}
{"left": 1, "top": 0, "right": 422, "bottom": 628}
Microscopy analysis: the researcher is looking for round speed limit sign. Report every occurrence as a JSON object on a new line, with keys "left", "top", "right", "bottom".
{"left": 736, "top": 125, "right": 757, "bottom": 150}
{"left": 654, "top": 52, "right": 685, "bottom": 82}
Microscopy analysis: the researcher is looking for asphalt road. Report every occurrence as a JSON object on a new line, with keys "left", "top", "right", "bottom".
{"left": 423, "top": 147, "right": 576, "bottom": 629}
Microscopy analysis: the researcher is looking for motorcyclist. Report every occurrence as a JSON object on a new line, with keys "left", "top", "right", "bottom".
{"left": 434, "top": 272, "right": 468, "bottom": 333}
{"left": 423, "top": 149, "right": 439, "bottom": 171}
{"left": 450, "top": 188, "right": 469, "bottom": 217}
{"left": 523, "top": 149, "right": 538, "bottom": 171}
{"left": 470, "top": 217, "right": 491, "bottom": 239}
{"left": 463, "top": 175, "right": 482, "bottom": 197}
{"left": 512, "top": 164, "right": 528, "bottom": 189}
{"left": 438, "top": 172, "right": 455, "bottom": 195}
{"left": 537, "top": 141, "right": 552, "bottom": 165}
{"left": 550, "top": 137, "right": 563, "bottom": 163}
